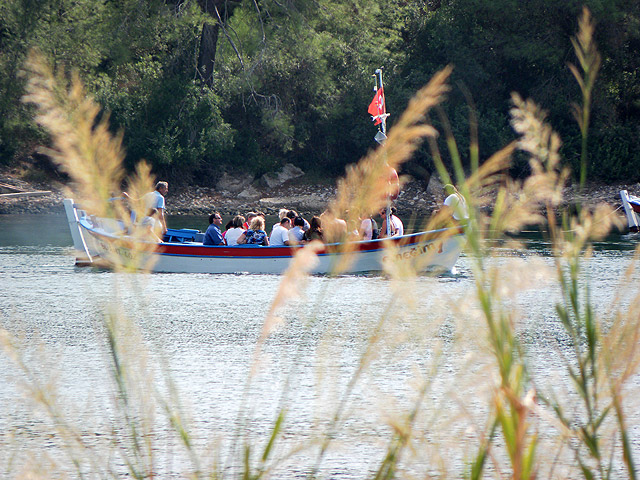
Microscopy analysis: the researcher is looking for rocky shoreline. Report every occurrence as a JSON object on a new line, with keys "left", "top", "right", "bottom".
{"left": 0, "top": 166, "right": 638, "bottom": 218}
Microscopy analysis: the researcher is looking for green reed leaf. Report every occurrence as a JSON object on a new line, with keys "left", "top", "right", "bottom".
{"left": 580, "top": 426, "right": 601, "bottom": 460}
{"left": 613, "top": 393, "right": 638, "bottom": 480}
{"left": 262, "top": 409, "right": 285, "bottom": 463}
{"left": 468, "top": 419, "right": 498, "bottom": 480}
{"left": 243, "top": 444, "right": 252, "bottom": 480}
{"left": 593, "top": 407, "right": 610, "bottom": 431}
{"left": 496, "top": 403, "right": 516, "bottom": 460}
{"left": 522, "top": 433, "right": 538, "bottom": 480}
{"left": 579, "top": 458, "right": 596, "bottom": 480}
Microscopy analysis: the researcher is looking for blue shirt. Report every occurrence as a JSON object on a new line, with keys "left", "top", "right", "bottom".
{"left": 203, "top": 224, "right": 223, "bottom": 245}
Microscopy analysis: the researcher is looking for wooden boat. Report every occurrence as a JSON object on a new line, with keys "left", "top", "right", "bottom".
{"left": 61, "top": 69, "right": 465, "bottom": 274}
{"left": 63, "top": 199, "right": 464, "bottom": 274}
{"left": 620, "top": 190, "right": 640, "bottom": 232}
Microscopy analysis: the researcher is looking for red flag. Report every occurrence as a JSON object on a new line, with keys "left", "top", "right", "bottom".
{"left": 368, "top": 87, "right": 385, "bottom": 125}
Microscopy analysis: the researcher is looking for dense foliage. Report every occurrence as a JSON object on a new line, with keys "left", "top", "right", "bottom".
{"left": 0, "top": 0, "right": 638, "bottom": 184}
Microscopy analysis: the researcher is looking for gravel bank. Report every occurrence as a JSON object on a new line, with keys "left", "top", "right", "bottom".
{"left": 1, "top": 169, "right": 638, "bottom": 219}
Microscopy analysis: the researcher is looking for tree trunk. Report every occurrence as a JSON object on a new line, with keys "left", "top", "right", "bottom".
{"left": 197, "top": 0, "right": 240, "bottom": 87}
{"left": 198, "top": 22, "right": 220, "bottom": 86}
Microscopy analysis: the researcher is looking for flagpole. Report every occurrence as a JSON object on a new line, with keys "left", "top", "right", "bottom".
{"left": 375, "top": 68, "right": 387, "bottom": 136}
{"left": 371, "top": 68, "right": 392, "bottom": 236}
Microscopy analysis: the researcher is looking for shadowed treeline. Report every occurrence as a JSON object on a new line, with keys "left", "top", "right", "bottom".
{"left": 0, "top": 1, "right": 639, "bottom": 185}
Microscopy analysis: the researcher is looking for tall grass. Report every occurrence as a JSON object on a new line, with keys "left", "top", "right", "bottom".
{"left": 1, "top": 7, "right": 639, "bottom": 479}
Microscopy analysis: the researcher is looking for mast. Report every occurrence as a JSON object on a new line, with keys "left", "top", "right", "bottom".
{"left": 369, "top": 67, "right": 393, "bottom": 235}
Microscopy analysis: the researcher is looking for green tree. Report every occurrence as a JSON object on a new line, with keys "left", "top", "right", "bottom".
{"left": 2, "top": 0, "right": 639, "bottom": 184}
{"left": 399, "top": 0, "right": 640, "bottom": 182}
{"left": 0, "top": 0, "right": 109, "bottom": 162}
{"left": 209, "top": 0, "right": 414, "bottom": 176}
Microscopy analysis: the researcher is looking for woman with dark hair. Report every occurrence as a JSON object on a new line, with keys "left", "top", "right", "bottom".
{"left": 303, "top": 216, "right": 323, "bottom": 242}
{"left": 286, "top": 209, "right": 310, "bottom": 231}
{"left": 237, "top": 216, "right": 269, "bottom": 246}
{"left": 288, "top": 216, "right": 306, "bottom": 244}
{"left": 221, "top": 219, "right": 234, "bottom": 243}
{"left": 225, "top": 215, "right": 246, "bottom": 246}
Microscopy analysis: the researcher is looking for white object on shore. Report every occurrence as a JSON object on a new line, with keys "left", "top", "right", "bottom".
{"left": 620, "top": 190, "right": 640, "bottom": 232}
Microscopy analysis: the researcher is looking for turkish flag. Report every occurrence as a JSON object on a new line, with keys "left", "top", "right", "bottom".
{"left": 368, "top": 87, "right": 385, "bottom": 125}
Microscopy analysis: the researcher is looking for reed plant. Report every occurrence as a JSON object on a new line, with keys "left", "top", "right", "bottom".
{"left": 1, "top": 7, "right": 639, "bottom": 480}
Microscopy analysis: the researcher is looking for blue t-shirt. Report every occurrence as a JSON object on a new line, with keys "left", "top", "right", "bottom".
{"left": 244, "top": 229, "right": 267, "bottom": 245}
{"left": 203, "top": 224, "right": 223, "bottom": 245}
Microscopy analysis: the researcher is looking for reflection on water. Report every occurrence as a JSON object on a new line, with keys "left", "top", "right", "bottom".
{"left": 0, "top": 215, "right": 639, "bottom": 478}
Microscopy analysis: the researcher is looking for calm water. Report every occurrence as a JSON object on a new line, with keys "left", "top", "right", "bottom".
{"left": 1, "top": 213, "right": 639, "bottom": 478}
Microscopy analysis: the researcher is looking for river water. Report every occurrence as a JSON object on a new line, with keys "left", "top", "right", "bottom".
{"left": 1, "top": 213, "right": 639, "bottom": 478}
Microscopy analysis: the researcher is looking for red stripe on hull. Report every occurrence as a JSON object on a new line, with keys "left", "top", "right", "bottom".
{"left": 157, "top": 228, "right": 463, "bottom": 258}
{"left": 82, "top": 220, "right": 462, "bottom": 261}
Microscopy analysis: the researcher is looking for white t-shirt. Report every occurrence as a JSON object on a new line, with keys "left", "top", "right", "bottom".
{"left": 269, "top": 224, "right": 290, "bottom": 246}
{"left": 144, "top": 190, "right": 165, "bottom": 210}
{"left": 444, "top": 193, "right": 468, "bottom": 220}
{"left": 390, "top": 215, "right": 404, "bottom": 236}
{"left": 225, "top": 227, "right": 245, "bottom": 246}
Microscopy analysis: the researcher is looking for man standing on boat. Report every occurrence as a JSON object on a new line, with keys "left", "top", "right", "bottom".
{"left": 144, "top": 181, "right": 169, "bottom": 234}
{"left": 203, "top": 212, "right": 224, "bottom": 245}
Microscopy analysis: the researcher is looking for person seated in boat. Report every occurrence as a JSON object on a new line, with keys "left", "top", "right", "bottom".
{"left": 237, "top": 216, "right": 269, "bottom": 246}
{"left": 320, "top": 210, "right": 347, "bottom": 243}
{"left": 225, "top": 215, "right": 246, "bottom": 246}
{"left": 303, "top": 216, "right": 323, "bottom": 242}
{"left": 359, "top": 215, "right": 379, "bottom": 241}
{"left": 243, "top": 212, "right": 257, "bottom": 230}
{"left": 288, "top": 216, "right": 306, "bottom": 245}
{"left": 140, "top": 208, "right": 162, "bottom": 242}
{"left": 203, "top": 212, "right": 224, "bottom": 245}
{"left": 442, "top": 183, "right": 469, "bottom": 224}
{"left": 270, "top": 217, "right": 291, "bottom": 246}
{"left": 270, "top": 209, "right": 289, "bottom": 235}
{"left": 108, "top": 193, "right": 137, "bottom": 227}
{"left": 286, "top": 210, "right": 310, "bottom": 231}
{"left": 221, "top": 218, "right": 234, "bottom": 243}
{"left": 379, "top": 206, "right": 404, "bottom": 238}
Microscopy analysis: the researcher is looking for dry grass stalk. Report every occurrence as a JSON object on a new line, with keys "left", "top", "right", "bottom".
{"left": 325, "top": 67, "right": 452, "bottom": 273}
{"left": 261, "top": 240, "right": 323, "bottom": 336}
{"left": 22, "top": 50, "right": 125, "bottom": 218}
{"left": 254, "top": 240, "right": 325, "bottom": 367}
{"left": 22, "top": 50, "right": 160, "bottom": 271}
{"left": 569, "top": 7, "right": 601, "bottom": 190}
